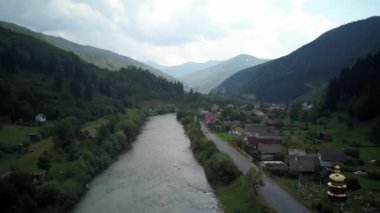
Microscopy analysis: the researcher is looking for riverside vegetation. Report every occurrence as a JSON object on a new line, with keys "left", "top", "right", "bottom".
{"left": 0, "top": 25, "right": 187, "bottom": 212}
{"left": 177, "top": 108, "right": 270, "bottom": 212}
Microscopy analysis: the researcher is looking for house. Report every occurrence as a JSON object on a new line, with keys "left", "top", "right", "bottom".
{"left": 244, "top": 124, "right": 274, "bottom": 137}
{"left": 35, "top": 113, "right": 46, "bottom": 123}
{"left": 288, "top": 149, "right": 306, "bottom": 156}
{"left": 223, "top": 120, "right": 240, "bottom": 128}
{"left": 318, "top": 149, "right": 346, "bottom": 168}
{"left": 284, "top": 149, "right": 307, "bottom": 165}
{"left": 288, "top": 155, "right": 320, "bottom": 175}
{"left": 268, "top": 104, "right": 285, "bottom": 112}
{"left": 211, "top": 104, "right": 220, "bottom": 112}
{"left": 226, "top": 104, "right": 234, "bottom": 108}
{"left": 258, "top": 143, "right": 284, "bottom": 154}
{"left": 199, "top": 110, "right": 210, "bottom": 118}
{"left": 258, "top": 143, "right": 285, "bottom": 161}
{"left": 88, "top": 129, "right": 98, "bottom": 139}
{"left": 265, "top": 119, "right": 283, "bottom": 129}
{"left": 250, "top": 109, "right": 266, "bottom": 118}
{"left": 319, "top": 167, "right": 334, "bottom": 184}
{"left": 205, "top": 113, "right": 218, "bottom": 124}
{"left": 302, "top": 102, "right": 313, "bottom": 111}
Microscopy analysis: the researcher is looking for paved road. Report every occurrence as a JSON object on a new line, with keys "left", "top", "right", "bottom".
{"left": 200, "top": 123, "right": 311, "bottom": 213}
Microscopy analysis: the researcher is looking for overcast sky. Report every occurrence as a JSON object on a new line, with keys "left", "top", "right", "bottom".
{"left": 0, "top": 0, "right": 379, "bottom": 65}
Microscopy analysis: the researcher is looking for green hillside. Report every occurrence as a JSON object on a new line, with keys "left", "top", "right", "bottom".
{"left": 0, "top": 25, "right": 184, "bottom": 122}
{"left": 215, "top": 16, "right": 380, "bottom": 102}
{"left": 0, "top": 20, "right": 176, "bottom": 82}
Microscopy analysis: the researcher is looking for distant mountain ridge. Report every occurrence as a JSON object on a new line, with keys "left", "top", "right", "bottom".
{"left": 151, "top": 60, "right": 221, "bottom": 78}
{"left": 0, "top": 20, "right": 176, "bottom": 81}
{"left": 181, "top": 54, "right": 268, "bottom": 93}
{"left": 215, "top": 16, "right": 380, "bottom": 102}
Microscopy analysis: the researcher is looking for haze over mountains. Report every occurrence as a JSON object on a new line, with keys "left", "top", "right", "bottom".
{"left": 147, "top": 60, "right": 220, "bottom": 78}
{"left": 151, "top": 54, "right": 268, "bottom": 93}
{"left": 180, "top": 54, "right": 268, "bottom": 93}
{"left": 215, "top": 16, "right": 380, "bottom": 102}
{"left": 0, "top": 21, "right": 176, "bottom": 82}
{"left": 2, "top": 16, "right": 380, "bottom": 102}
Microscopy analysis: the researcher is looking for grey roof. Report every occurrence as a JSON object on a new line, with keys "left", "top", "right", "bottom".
{"left": 258, "top": 143, "right": 284, "bottom": 154}
{"left": 288, "top": 149, "right": 306, "bottom": 156}
{"left": 244, "top": 124, "right": 280, "bottom": 137}
{"left": 284, "top": 155, "right": 296, "bottom": 164}
{"left": 223, "top": 120, "right": 241, "bottom": 127}
{"left": 289, "top": 155, "right": 320, "bottom": 172}
{"left": 319, "top": 149, "right": 346, "bottom": 162}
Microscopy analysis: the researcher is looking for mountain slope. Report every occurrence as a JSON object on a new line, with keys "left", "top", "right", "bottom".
{"left": 181, "top": 54, "right": 268, "bottom": 93}
{"left": 160, "top": 60, "right": 221, "bottom": 77}
{"left": 216, "top": 16, "right": 380, "bottom": 102}
{"left": 0, "top": 20, "right": 176, "bottom": 81}
{"left": 323, "top": 51, "right": 380, "bottom": 121}
{"left": 0, "top": 25, "right": 184, "bottom": 122}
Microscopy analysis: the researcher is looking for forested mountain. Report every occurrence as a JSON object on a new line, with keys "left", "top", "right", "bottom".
{"left": 0, "top": 26, "right": 184, "bottom": 122}
{"left": 322, "top": 51, "right": 380, "bottom": 121}
{"left": 154, "top": 60, "right": 220, "bottom": 78}
{"left": 180, "top": 54, "right": 268, "bottom": 93}
{"left": 215, "top": 16, "right": 380, "bottom": 102}
{"left": 0, "top": 21, "right": 176, "bottom": 82}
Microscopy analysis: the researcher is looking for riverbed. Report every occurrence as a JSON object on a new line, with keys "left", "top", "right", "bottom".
{"left": 74, "top": 114, "right": 220, "bottom": 213}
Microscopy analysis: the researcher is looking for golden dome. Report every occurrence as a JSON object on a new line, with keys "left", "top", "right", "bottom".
{"left": 329, "top": 164, "right": 346, "bottom": 182}
{"left": 329, "top": 173, "right": 346, "bottom": 182}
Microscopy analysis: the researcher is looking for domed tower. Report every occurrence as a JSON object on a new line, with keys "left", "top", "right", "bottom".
{"left": 327, "top": 165, "right": 347, "bottom": 203}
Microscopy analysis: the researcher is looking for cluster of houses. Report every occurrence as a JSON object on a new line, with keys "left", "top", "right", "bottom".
{"left": 200, "top": 103, "right": 348, "bottom": 182}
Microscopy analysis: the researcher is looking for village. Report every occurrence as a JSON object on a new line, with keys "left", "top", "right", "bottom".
{"left": 198, "top": 102, "right": 380, "bottom": 212}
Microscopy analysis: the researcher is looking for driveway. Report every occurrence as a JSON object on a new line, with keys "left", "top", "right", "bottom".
{"left": 200, "top": 123, "right": 311, "bottom": 213}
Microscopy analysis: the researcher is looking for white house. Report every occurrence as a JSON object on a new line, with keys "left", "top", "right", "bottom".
{"left": 35, "top": 113, "right": 46, "bottom": 123}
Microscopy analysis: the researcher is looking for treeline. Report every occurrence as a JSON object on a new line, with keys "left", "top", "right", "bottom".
{"left": 0, "top": 109, "right": 146, "bottom": 212}
{"left": 323, "top": 51, "right": 380, "bottom": 121}
{"left": 0, "top": 26, "right": 184, "bottom": 123}
{"left": 287, "top": 51, "right": 380, "bottom": 123}
{"left": 177, "top": 109, "right": 241, "bottom": 185}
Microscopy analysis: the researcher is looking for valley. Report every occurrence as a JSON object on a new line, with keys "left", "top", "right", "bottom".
{"left": 0, "top": 6, "right": 380, "bottom": 213}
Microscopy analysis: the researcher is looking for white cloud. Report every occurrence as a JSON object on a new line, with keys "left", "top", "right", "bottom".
{"left": 0, "top": 0, "right": 340, "bottom": 65}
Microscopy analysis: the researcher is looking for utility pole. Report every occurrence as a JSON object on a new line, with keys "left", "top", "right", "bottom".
{"left": 298, "top": 165, "right": 302, "bottom": 198}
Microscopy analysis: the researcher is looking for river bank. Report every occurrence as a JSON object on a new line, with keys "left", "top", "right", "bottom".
{"left": 75, "top": 114, "right": 221, "bottom": 212}
{"left": 177, "top": 109, "right": 270, "bottom": 212}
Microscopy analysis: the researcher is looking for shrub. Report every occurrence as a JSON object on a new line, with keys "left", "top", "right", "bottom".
{"left": 267, "top": 165, "right": 288, "bottom": 177}
{"left": 37, "top": 151, "right": 51, "bottom": 171}
{"left": 344, "top": 148, "right": 359, "bottom": 158}
{"left": 36, "top": 181, "right": 62, "bottom": 207}
{"left": 205, "top": 152, "right": 241, "bottom": 184}
{"left": 344, "top": 157, "right": 355, "bottom": 166}
{"left": 346, "top": 177, "right": 361, "bottom": 191}
{"left": 368, "top": 168, "right": 380, "bottom": 180}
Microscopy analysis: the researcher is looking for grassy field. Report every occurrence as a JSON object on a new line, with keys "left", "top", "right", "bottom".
{"left": 0, "top": 125, "right": 39, "bottom": 146}
{"left": 81, "top": 117, "right": 110, "bottom": 132}
{"left": 216, "top": 171, "right": 271, "bottom": 213}
{"left": 0, "top": 137, "right": 53, "bottom": 173}
{"left": 283, "top": 114, "right": 380, "bottom": 165}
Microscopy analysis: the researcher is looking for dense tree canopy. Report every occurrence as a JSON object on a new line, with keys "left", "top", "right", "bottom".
{"left": 0, "top": 26, "right": 185, "bottom": 122}
{"left": 323, "top": 51, "right": 380, "bottom": 121}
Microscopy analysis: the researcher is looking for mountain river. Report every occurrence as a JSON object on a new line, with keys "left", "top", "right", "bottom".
{"left": 74, "top": 114, "right": 221, "bottom": 213}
